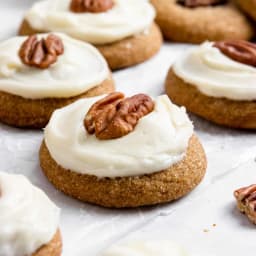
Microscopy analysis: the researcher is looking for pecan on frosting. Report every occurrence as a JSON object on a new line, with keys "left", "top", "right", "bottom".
{"left": 214, "top": 40, "right": 256, "bottom": 67}
{"left": 84, "top": 92, "right": 155, "bottom": 140}
{"left": 177, "top": 0, "right": 226, "bottom": 7}
{"left": 70, "top": 0, "right": 114, "bottom": 13}
{"left": 19, "top": 34, "right": 64, "bottom": 69}
{"left": 234, "top": 184, "right": 256, "bottom": 224}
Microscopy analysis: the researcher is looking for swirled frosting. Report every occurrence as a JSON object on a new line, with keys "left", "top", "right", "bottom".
{"left": 24, "top": 0, "right": 156, "bottom": 45}
{"left": 0, "top": 172, "right": 60, "bottom": 256}
{"left": 44, "top": 94, "right": 193, "bottom": 178}
{"left": 173, "top": 42, "right": 256, "bottom": 101}
{"left": 0, "top": 33, "right": 109, "bottom": 99}
{"left": 102, "top": 240, "right": 188, "bottom": 256}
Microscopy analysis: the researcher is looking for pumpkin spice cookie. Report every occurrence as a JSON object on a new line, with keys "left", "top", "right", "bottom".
{"left": 0, "top": 172, "right": 61, "bottom": 256}
{"left": 19, "top": 0, "right": 163, "bottom": 70}
{"left": 236, "top": 0, "right": 256, "bottom": 21}
{"left": 40, "top": 92, "right": 207, "bottom": 208}
{"left": 165, "top": 40, "right": 256, "bottom": 129}
{"left": 150, "top": 0, "right": 253, "bottom": 43}
{"left": 0, "top": 33, "right": 114, "bottom": 128}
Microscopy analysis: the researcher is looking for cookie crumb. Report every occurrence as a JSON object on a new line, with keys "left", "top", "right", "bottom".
{"left": 212, "top": 224, "right": 216, "bottom": 227}
{"left": 203, "top": 229, "right": 209, "bottom": 233}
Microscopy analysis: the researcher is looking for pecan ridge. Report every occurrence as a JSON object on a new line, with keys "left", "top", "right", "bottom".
{"left": 177, "top": 0, "right": 226, "bottom": 7}
{"left": 19, "top": 34, "right": 64, "bottom": 69}
{"left": 234, "top": 184, "right": 256, "bottom": 224}
{"left": 214, "top": 40, "right": 256, "bottom": 67}
{"left": 70, "top": 0, "right": 114, "bottom": 13}
{"left": 84, "top": 92, "right": 155, "bottom": 140}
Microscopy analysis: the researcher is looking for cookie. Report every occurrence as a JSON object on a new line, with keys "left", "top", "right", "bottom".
{"left": 150, "top": 0, "right": 253, "bottom": 43}
{"left": 0, "top": 33, "right": 115, "bottom": 128}
{"left": 19, "top": 0, "right": 162, "bottom": 70}
{"left": 0, "top": 172, "right": 61, "bottom": 256}
{"left": 33, "top": 230, "right": 62, "bottom": 256}
{"left": 39, "top": 93, "right": 206, "bottom": 208}
{"left": 165, "top": 41, "right": 256, "bottom": 129}
{"left": 236, "top": 0, "right": 256, "bottom": 21}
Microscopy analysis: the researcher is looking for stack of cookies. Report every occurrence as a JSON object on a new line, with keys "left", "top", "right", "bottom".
{"left": 1, "top": 0, "right": 256, "bottom": 254}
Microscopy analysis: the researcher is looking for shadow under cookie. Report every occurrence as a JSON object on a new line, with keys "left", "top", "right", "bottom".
{"left": 33, "top": 230, "right": 62, "bottom": 256}
{"left": 19, "top": 21, "right": 163, "bottom": 70}
{"left": 165, "top": 69, "right": 256, "bottom": 129}
{"left": 0, "top": 77, "right": 115, "bottom": 128}
{"left": 151, "top": 0, "right": 254, "bottom": 43}
{"left": 39, "top": 135, "right": 207, "bottom": 208}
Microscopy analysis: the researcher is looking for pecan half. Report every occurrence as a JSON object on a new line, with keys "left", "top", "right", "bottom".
{"left": 177, "top": 0, "right": 226, "bottom": 7}
{"left": 19, "top": 34, "right": 64, "bottom": 69}
{"left": 84, "top": 92, "right": 155, "bottom": 140}
{"left": 70, "top": 0, "right": 114, "bottom": 13}
{"left": 214, "top": 40, "right": 256, "bottom": 67}
{"left": 234, "top": 184, "right": 256, "bottom": 224}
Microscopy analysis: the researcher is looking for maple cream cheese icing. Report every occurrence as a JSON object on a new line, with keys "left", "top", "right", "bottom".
{"left": 0, "top": 33, "right": 109, "bottom": 99}
{"left": 24, "top": 0, "right": 156, "bottom": 45}
{"left": 0, "top": 172, "right": 60, "bottom": 256}
{"left": 173, "top": 42, "right": 256, "bottom": 101}
{"left": 44, "top": 94, "right": 193, "bottom": 178}
{"left": 102, "top": 240, "right": 188, "bottom": 256}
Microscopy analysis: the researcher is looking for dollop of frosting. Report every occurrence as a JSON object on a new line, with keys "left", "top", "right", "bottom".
{"left": 102, "top": 240, "right": 188, "bottom": 256}
{"left": 0, "top": 33, "right": 108, "bottom": 99}
{"left": 0, "top": 172, "right": 60, "bottom": 256}
{"left": 44, "top": 94, "right": 193, "bottom": 178}
{"left": 173, "top": 42, "right": 256, "bottom": 101}
{"left": 24, "top": 0, "right": 156, "bottom": 45}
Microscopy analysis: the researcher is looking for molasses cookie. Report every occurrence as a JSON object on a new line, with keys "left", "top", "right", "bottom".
{"left": 165, "top": 40, "right": 256, "bottom": 129}
{"left": 150, "top": 0, "right": 253, "bottom": 43}
{"left": 0, "top": 172, "right": 61, "bottom": 256}
{"left": 0, "top": 33, "right": 114, "bottom": 128}
{"left": 19, "top": 0, "right": 163, "bottom": 70}
{"left": 40, "top": 92, "right": 207, "bottom": 208}
{"left": 236, "top": 0, "right": 256, "bottom": 21}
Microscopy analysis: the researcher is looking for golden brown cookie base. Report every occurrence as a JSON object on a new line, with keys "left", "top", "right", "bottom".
{"left": 165, "top": 68, "right": 256, "bottom": 129}
{"left": 150, "top": 0, "right": 253, "bottom": 43}
{"left": 236, "top": 0, "right": 256, "bottom": 20}
{"left": 19, "top": 21, "right": 163, "bottom": 70}
{"left": 0, "top": 77, "right": 115, "bottom": 128}
{"left": 33, "top": 229, "right": 62, "bottom": 256}
{"left": 39, "top": 135, "right": 207, "bottom": 208}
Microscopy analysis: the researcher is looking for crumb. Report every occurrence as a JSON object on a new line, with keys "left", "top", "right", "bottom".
{"left": 212, "top": 224, "right": 216, "bottom": 227}
{"left": 203, "top": 229, "right": 209, "bottom": 233}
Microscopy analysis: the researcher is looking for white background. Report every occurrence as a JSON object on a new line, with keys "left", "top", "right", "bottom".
{"left": 0, "top": 1, "right": 255, "bottom": 255}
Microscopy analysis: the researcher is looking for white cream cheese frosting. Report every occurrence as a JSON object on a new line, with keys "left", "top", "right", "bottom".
{"left": 24, "top": 0, "right": 156, "bottom": 45}
{"left": 102, "top": 240, "right": 188, "bottom": 256}
{"left": 0, "top": 172, "right": 60, "bottom": 256}
{"left": 44, "top": 94, "right": 194, "bottom": 178}
{"left": 173, "top": 42, "right": 256, "bottom": 101}
{"left": 0, "top": 33, "right": 109, "bottom": 99}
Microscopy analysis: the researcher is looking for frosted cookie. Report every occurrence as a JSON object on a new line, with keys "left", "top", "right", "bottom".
{"left": 0, "top": 33, "right": 114, "bottom": 128}
{"left": 102, "top": 239, "right": 188, "bottom": 255}
{"left": 0, "top": 172, "right": 61, "bottom": 256}
{"left": 234, "top": 184, "right": 256, "bottom": 225}
{"left": 236, "top": 0, "right": 256, "bottom": 21}
{"left": 19, "top": 0, "right": 163, "bottom": 70}
{"left": 40, "top": 92, "right": 207, "bottom": 208}
{"left": 165, "top": 40, "right": 256, "bottom": 129}
{"left": 150, "top": 0, "right": 253, "bottom": 43}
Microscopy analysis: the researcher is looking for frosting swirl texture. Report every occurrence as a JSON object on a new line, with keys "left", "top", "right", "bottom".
{"left": 173, "top": 42, "right": 256, "bottom": 101}
{"left": 0, "top": 33, "right": 109, "bottom": 99}
{"left": 24, "top": 0, "right": 156, "bottom": 45}
{"left": 44, "top": 95, "right": 193, "bottom": 178}
{"left": 0, "top": 172, "right": 60, "bottom": 256}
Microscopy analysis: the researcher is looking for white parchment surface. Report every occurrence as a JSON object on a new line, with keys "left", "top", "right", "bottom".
{"left": 0, "top": 1, "right": 255, "bottom": 255}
